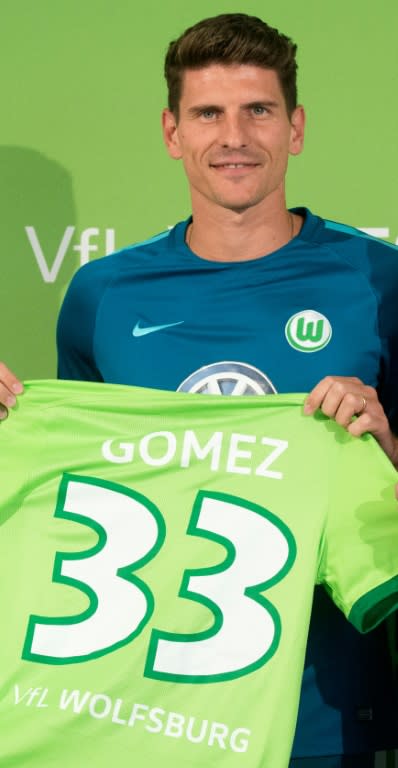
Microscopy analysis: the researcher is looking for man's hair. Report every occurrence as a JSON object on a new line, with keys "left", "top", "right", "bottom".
{"left": 164, "top": 13, "right": 298, "bottom": 119}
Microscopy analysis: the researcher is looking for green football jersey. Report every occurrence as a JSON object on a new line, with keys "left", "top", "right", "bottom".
{"left": 1, "top": 380, "right": 398, "bottom": 768}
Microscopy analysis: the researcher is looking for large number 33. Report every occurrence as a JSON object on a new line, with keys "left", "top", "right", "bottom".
{"left": 23, "top": 473, "right": 296, "bottom": 683}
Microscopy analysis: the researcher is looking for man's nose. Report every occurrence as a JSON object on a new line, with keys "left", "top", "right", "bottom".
{"left": 219, "top": 113, "right": 249, "bottom": 148}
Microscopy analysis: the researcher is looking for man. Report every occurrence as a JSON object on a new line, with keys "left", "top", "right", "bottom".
{"left": 1, "top": 12, "right": 398, "bottom": 767}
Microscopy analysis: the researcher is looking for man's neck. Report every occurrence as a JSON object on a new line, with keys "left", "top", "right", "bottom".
{"left": 186, "top": 200, "right": 302, "bottom": 262}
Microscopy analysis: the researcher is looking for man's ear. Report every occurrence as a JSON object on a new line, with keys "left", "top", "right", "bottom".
{"left": 162, "top": 108, "right": 182, "bottom": 159}
{"left": 289, "top": 105, "right": 305, "bottom": 156}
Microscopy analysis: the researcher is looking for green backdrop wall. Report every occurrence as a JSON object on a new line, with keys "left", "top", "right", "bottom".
{"left": 1, "top": 0, "right": 397, "bottom": 379}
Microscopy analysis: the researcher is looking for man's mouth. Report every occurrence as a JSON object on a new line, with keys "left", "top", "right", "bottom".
{"left": 210, "top": 161, "right": 260, "bottom": 169}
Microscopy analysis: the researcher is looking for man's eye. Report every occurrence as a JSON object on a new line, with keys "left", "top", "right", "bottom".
{"left": 201, "top": 110, "right": 217, "bottom": 119}
{"left": 252, "top": 106, "right": 268, "bottom": 116}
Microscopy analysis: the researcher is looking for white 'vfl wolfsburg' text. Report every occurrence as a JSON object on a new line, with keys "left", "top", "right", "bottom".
{"left": 102, "top": 429, "right": 288, "bottom": 479}
{"left": 58, "top": 688, "right": 250, "bottom": 752}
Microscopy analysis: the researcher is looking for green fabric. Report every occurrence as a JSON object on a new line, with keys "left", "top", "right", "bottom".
{"left": 349, "top": 575, "right": 398, "bottom": 631}
{"left": 0, "top": 380, "right": 397, "bottom": 768}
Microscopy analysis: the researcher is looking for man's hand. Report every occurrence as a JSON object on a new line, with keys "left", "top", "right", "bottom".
{"left": 0, "top": 363, "right": 23, "bottom": 420}
{"left": 304, "top": 376, "right": 398, "bottom": 468}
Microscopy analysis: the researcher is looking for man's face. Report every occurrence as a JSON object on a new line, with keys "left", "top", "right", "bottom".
{"left": 163, "top": 64, "right": 305, "bottom": 215}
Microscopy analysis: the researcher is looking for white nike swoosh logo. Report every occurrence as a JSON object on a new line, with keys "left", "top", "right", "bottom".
{"left": 132, "top": 320, "right": 184, "bottom": 337}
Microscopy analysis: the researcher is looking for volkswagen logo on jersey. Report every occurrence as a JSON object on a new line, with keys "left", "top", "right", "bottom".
{"left": 177, "top": 362, "right": 277, "bottom": 395}
{"left": 285, "top": 310, "right": 332, "bottom": 353}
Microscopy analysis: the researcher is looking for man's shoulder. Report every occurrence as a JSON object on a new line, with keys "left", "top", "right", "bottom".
{"left": 297, "top": 209, "right": 398, "bottom": 290}
{"left": 301, "top": 208, "right": 398, "bottom": 258}
{"left": 71, "top": 219, "right": 188, "bottom": 282}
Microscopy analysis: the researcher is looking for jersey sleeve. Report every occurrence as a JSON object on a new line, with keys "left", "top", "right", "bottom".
{"left": 56, "top": 259, "right": 114, "bottom": 382}
{"left": 371, "top": 241, "right": 398, "bottom": 434}
{"left": 318, "top": 426, "right": 398, "bottom": 633}
{"left": 315, "top": 219, "right": 398, "bottom": 433}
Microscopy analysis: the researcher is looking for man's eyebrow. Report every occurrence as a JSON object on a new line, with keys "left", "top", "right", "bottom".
{"left": 244, "top": 100, "right": 280, "bottom": 109}
{"left": 186, "top": 104, "right": 222, "bottom": 116}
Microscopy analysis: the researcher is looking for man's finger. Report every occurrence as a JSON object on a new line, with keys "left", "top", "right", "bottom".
{"left": 304, "top": 377, "right": 337, "bottom": 414}
{"left": 0, "top": 363, "right": 23, "bottom": 417}
{"left": 0, "top": 363, "right": 23, "bottom": 396}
